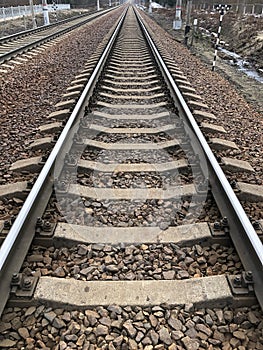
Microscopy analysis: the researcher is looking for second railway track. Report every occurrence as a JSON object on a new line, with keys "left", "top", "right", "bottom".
{"left": 0, "top": 5, "right": 263, "bottom": 349}
{"left": 0, "top": 7, "right": 116, "bottom": 67}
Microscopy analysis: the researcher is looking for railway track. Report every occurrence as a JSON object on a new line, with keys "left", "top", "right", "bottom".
{"left": 0, "top": 7, "right": 115, "bottom": 66}
{"left": 0, "top": 5, "right": 263, "bottom": 349}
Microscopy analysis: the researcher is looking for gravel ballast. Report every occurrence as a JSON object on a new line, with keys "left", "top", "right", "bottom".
{"left": 0, "top": 304, "right": 262, "bottom": 349}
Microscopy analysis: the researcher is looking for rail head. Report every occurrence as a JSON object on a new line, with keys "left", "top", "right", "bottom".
{"left": 135, "top": 6, "right": 263, "bottom": 309}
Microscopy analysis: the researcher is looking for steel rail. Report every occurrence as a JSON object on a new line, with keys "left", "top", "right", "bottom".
{"left": 0, "top": 9, "right": 106, "bottom": 44}
{"left": 0, "top": 7, "right": 128, "bottom": 316}
{"left": 135, "top": 8, "right": 263, "bottom": 309}
{"left": 0, "top": 7, "right": 117, "bottom": 64}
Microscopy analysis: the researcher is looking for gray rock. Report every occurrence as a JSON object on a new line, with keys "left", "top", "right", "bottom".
{"left": 149, "top": 329, "right": 159, "bottom": 345}
{"left": 135, "top": 311, "right": 144, "bottom": 321}
{"left": 111, "top": 319, "right": 123, "bottom": 329}
{"left": 215, "top": 310, "right": 224, "bottom": 324}
{"left": 0, "top": 322, "right": 11, "bottom": 333}
{"left": 53, "top": 318, "right": 66, "bottom": 329}
{"left": 18, "top": 327, "right": 30, "bottom": 339}
{"left": 163, "top": 270, "right": 176, "bottom": 279}
{"left": 185, "top": 327, "right": 197, "bottom": 338}
{"left": 149, "top": 314, "right": 158, "bottom": 328}
{"left": 205, "top": 314, "right": 213, "bottom": 326}
{"left": 123, "top": 320, "right": 137, "bottom": 338}
{"left": 65, "top": 334, "right": 78, "bottom": 341}
{"left": 196, "top": 324, "right": 212, "bottom": 337}
{"left": 177, "top": 270, "right": 190, "bottom": 279}
{"left": 248, "top": 311, "right": 259, "bottom": 325}
{"left": 80, "top": 266, "right": 96, "bottom": 276}
{"left": 233, "top": 330, "right": 246, "bottom": 340}
{"left": 135, "top": 331, "right": 145, "bottom": 343}
{"left": 108, "top": 305, "right": 122, "bottom": 314}
{"left": 58, "top": 340, "right": 67, "bottom": 350}
{"left": 24, "top": 306, "right": 36, "bottom": 317}
{"left": 95, "top": 324, "right": 109, "bottom": 336}
{"left": 78, "top": 245, "right": 89, "bottom": 255}
{"left": 106, "top": 265, "right": 119, "bottom": 273}
{"left": 184, "top": 303, "right": 194, "bottom": 313}
{"left": 171, "top": 330, "right": 184, "bottom": 340}
{"left": 128, "top": 339, "right": 138, "bottom": 349}
{"left": 181, "top": 336, "right": 200, "bottom": 350}
{"left": 0, "top": 339, "right": 17, "bottom": 348}
{"left": 2, "top": 312, "right": 16, "bottom": 323}
{"left": 159, "top": 327, "right": 172, "bottom": 345}
{"left": 53, "top": 266, "right": 66, "bottom": 277}
{"left": 11, "top": 317, "right": 22, "bottom": 330}
{"left": 168, "top": 317, "right": 183, "bottom": 331}
{"left": 100, "top": 317, "right": 111, "bottom": 327}
{"left": 223, "top": 310, "right": 233, "bottom": 322}
{"left": 213, "top": 329, "right": 225, "bottom": 342}
{"left": 113, "top": 335, "right": 123, "bottom": 347}
{"left": 141, "top": 336, "right": 152, "bottom": 345}
{"left": 44, "top": 311, "right": 57, "bottom": 323}
{"left": 230, "top": 337, "right": 241, "bottom": 348}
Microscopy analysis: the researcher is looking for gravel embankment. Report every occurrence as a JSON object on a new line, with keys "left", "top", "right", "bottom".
{"left": 0, "top": 8, "right": 123, "bottom": 185}
{"left": 0, "top": 304, "right": 262, "bottom": 349}
{"left": 139, "top": 11, "right": 262, "bottom": 222}
{"left": 140, "top": 11, "right": 262, "bottom": 183}
{"left": 0, "top": 8, "right": 123, "bottom": 221}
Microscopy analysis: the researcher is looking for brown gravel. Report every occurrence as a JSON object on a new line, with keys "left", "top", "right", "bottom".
{"left": 0, "top": 7, "right": 123, "bottom": 185}
{"left": 139, "top": 10, "right": 263, "bottom": 184}
{"left": 22, "top": 243, "right": 242, "bottom": 281}
{"left": 0, "top": 303, "right": 262, "bottom": 349}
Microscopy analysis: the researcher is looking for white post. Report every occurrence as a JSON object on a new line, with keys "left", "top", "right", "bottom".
{"left": 11, "top": 6, "right": 14, "bottom": 18}
{"left": 42, "top": 0, "right": 50, "bottom": 25}
{"left": 29, "top": 0, "right": 37, "bottom": 28}
{"left": 149, "top": 0, "right": 152, "bottom": 13}
{"left": 97, "top": 0, "right": 100, "bottom": 11}
{"left": 173, "top": 0, "right": 182, "bottom": 30}
{"left": 109, "top": 0, "right": 111, "bottom": 7}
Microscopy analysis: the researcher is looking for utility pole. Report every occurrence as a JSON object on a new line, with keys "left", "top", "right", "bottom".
{"left": 97, "top": 0, "right": 100, "bottom": 11}
{"left": 29, "top": 0, "right": 37, "bottom": 28}
{"left": 184, "top": 0, "right": 192, "bottom": 45}
{"left": 42, "top": 0, "right": 50, "bottom": 25}
{"left": 149, "top": 0, "right": 153, "bottom": 13}
{"left": 173, "top": 0, "right": 182, "bottom": 30}
{"left": 212, "top": 4, "right": 231, "bottom": 71}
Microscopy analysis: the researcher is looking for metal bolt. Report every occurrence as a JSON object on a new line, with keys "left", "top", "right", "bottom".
{"left": 221, "top": 217, "right": 228, "bottom": 227}
{"left": 234, "top": 275, "right": 242, "bottom": 286}
{"left": 43, "top": 221, "right": 52, "bottom": 232}
{"left": 231, "top": 180, "right": 237, "bottom": 189}
{"left": 245, "top": 271, "right": 253, "bottom": 281}
{"left": 214, "top": 221, "right": 221, "bottom": 230}
{"left": 36, "top": 217, "right": 43, "bottom": 228}
{"left": 4, "top": 220, "right": 11, "bottom": 229}
{"left": 252, "top": 221, "right": 260, "bottom": 230}
{"left": 12, "top": 273, "right": 20, "bottom": 283}
{"left": 23, "top": 279, "right": 32, "bottom": 290}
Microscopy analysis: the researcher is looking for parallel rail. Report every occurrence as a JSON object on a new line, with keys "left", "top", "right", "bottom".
{"left": 0, "top": 7, "right": 117, "bottom": 64}
{"left": 0, "top": 5, "right": 262, "bottom": 317}
{"left": 135, "top": 10, "right": 263, "bottom": 309}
